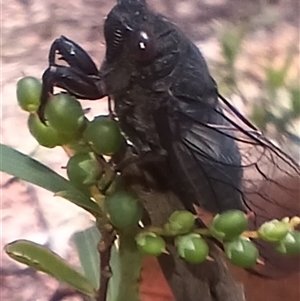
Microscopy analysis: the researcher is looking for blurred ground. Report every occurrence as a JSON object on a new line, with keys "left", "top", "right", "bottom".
{"left": 1, "top": 0, "right": 299, "bottom": 300}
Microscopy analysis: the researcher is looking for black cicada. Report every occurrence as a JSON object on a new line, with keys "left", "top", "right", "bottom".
{"left": 38, "top": 0, "right": 300, "bottom": 277}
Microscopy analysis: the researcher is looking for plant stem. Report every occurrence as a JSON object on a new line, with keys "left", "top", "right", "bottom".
{"left": 242, "top": 231, "right": 258, "bottom": 238}
{"left": 97, "top": 225, "right": 115, "bottom": 301}
{"left": 116, "top": 230, "right": 142, "bottom": 301}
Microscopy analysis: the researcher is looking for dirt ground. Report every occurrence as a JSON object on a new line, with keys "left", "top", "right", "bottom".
{"left": 1, "top": 0, "right": 299, "bottom": 300}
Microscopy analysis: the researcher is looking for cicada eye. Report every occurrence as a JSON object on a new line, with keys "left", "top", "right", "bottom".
{"left": 131, "top": 30, "right": 156, "bottom": 62}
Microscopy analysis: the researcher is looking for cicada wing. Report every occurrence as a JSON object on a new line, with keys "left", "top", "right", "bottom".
{"left": 153, "top": 99, "right": 248, "bottom": 214}
{"left": 154, "top": 93, "right": 300, "bottom": 277}
{"left": 217, "top": 94, "right": 300, "bottom": 277}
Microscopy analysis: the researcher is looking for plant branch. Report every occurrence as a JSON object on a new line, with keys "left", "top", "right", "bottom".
{"left": 116, "top": 229, "right": 142, "bottom": 301}
{"left": 96, "top": 225, "right": 115, "bottom": 301}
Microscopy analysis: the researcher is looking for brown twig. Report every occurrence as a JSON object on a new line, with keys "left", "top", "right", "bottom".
{"left": 96, "top": 224, "right": 116, "bottom": 301}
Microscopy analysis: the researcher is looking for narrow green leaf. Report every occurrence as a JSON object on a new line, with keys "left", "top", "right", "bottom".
{"left": 5, "top": 240, "right": 96, "bottom": 297}
{"left": 0, "top": 144, "right": 101, "bottom": 216}
{"left": 73, "top": 226, "right": 100, "bottom": 289}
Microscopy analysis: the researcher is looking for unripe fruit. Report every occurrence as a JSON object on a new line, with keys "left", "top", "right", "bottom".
{"left": 83, "top": 116, "right": 122, "bottom": 156}
{"left": 258, "top": 219, "right": 289, "bottom": 243}
{"left": 224, "top": 237, "right": 259, "bottom": 268}
{"left": 17, "top": 77, "right": 42, "bottom": 113}
{"left": 45, "top": 93, "right": 85, "bottom": 140}
{"left": 275, "top": 230, "right": 300, "bottom": 255}
{"left": 135, "top": 232, "right": 166, "bottom": 256}
{"left": 27, "top": 114, "right": 64, "bottom": 148}
{"left": 165, "top": 210, "right": 195, "bottom": 235}
{"left": 209, "top": 210, "right": 248, "bottom": 241}
{"left": 175, "top": 234, "right": 209, "bottom": 264}
{"left": 104, "top": 191, "right": 143, "bottom": 229}
{"left": 66, "top": 152, "right": 102, "bottom": 189}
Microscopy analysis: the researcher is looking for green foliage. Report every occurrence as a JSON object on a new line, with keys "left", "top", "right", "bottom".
{"left": 220, "top": 24, "right": 244, "bottom": 69}
{"left": 218, "top": 22, "right": 299, "bottom": 145}
{"left": 0, "top": 144, "right": 101, "bottom": 216}
{"left": 291, "top": 88, "right": 300, "bottom": 115}
{"left": 5, "top": 240, "right": 96, "bottom": 297}
{"left": 73, "top": 226, "right": 101, "bottom": 290}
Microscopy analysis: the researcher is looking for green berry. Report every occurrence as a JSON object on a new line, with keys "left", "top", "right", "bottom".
{"left": 104, "top": 191, "right": 143, "bottom": 229}
{"left": 165, "top": 211, "right": 195, "bottom": 235}
{"left": 27, "top": 114, "right": 65, "bottom": 148}
{"left": 175, "top": 234, "right": 209, "bottom": 264}
{"left": 224, "top": 237, "right": 259, "bottom": 268}
{"left": 17, "top": 76, "right": 42, "bottom": 113}
{"left": 258, "top": 219, "right": 289, "bottom": 243}
{"left": 83, "top": 116, "right": 122, "bottom": 155}
{"left": 45, "top": 93, "right": 85, "bottom": 140}
{"left": 209, "top": 210, "right": 248, "bottom": 241}
{"left": 135, "top": 232, "right": 166, "bottom": 256}
{"left": 66, "top": 152, "right": 102, "bottom": 189}
{"left": 275, "top": 230, "right": 300, "bottom": 255}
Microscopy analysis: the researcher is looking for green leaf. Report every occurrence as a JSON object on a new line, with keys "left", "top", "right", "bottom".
{"left": 73, "top": 226, "right": 100, "bottom": 289}
{"left": 5, "top": 240, "right": 96, "bottom": 297}
{"left": 0, "top": 144, "right": 101, "bottom": 216}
